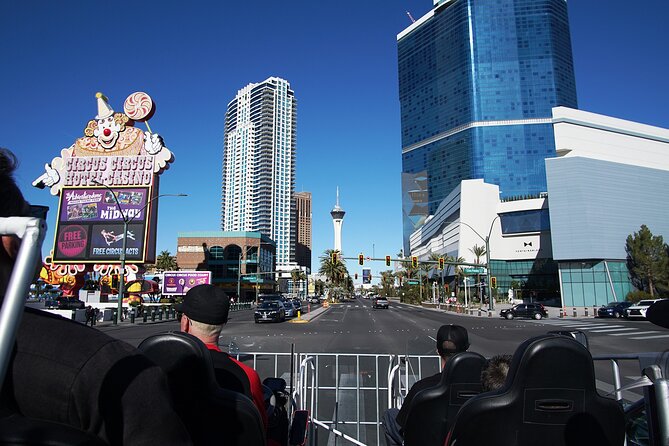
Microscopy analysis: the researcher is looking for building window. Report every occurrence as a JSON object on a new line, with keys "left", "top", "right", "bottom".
{"left": 499, "top": 209, "right": 550, "bottom": 234}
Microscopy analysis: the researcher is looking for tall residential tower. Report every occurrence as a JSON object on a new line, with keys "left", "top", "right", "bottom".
{"left": 221, "top": 77, "right": 297, "bottom": 267}
{"left": 294, "top": 191, "right": 312, "bottom": 271}
{"left": 398, "top": 0, "right": 577, "bottom": 251}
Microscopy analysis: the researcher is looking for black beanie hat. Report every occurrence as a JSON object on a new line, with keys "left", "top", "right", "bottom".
{"left": 177, "top": 284, "right": 230, "bottom": 325}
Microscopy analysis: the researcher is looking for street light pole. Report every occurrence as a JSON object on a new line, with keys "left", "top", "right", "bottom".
{"left": 93, "top": 180, "right": 186, "bottom": 323}
{"left": 460, "top": 215, "right": 500, "bottom": 311}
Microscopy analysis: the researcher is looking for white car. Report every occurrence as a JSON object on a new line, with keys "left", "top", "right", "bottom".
{"left": 625, "top": 299, "right": 665, "bottom": 319}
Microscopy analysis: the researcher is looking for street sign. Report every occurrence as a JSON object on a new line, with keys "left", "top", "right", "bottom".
{"left": 463, "top": 267, "right": 486, "bottom": 275}
{"left": 407, "top": 280, "right": 419, "bottom": 285}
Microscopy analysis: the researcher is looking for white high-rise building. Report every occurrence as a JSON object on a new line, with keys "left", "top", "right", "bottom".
{"left": 221, "top": 77, "right": 297, "bottom": 267}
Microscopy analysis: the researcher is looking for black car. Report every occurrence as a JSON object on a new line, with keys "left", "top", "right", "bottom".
{"left": 254, "top": 301, "right": 286, "bottom": 323}
{"left": 45, "top": 297, "right": 85, "bottom": 310}
{"left": 500, "top": 303, "right": 548, "bottom": 320}
{"left": 597, "top": 301, "right": 633, "bottom": 318}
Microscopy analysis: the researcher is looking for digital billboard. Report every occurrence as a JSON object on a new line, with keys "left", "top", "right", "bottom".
{"left": 362, "top": 268, "right": 372, "bottom": 284}
{"left": 52, "top": 186, "right": 153, "bottom": 263}
{"left": 162, "top": 271, "right": 212, "bottom": 295}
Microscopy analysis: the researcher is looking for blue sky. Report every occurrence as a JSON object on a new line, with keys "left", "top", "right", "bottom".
{"left": 2, "top": 1, "right": 668, "bottom": 281}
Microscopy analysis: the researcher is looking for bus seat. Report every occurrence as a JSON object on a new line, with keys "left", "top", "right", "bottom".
{"left": 138, "top": 331, "right": 265, "bottom": 446}
{"left": 445, "top": 335, "right": 624, "bottom": 446}
{"left": 403, "top": 352, "right": 486, "bottom": 446}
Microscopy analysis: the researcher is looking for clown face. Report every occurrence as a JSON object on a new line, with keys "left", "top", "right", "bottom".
{"left": 93, "top": 115, "right": 121, "bottom": 149}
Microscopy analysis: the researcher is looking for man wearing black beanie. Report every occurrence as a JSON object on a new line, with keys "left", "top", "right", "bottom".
{"left": 178, "top": 284, "right": 268, "bottom": 428}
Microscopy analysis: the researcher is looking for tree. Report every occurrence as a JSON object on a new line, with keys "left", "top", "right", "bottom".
{"left": 156, "top": 250, "right": 177, "bottom": 271}
{"left": 626, "top": 225, "right": 669, "bottom": 297}
{"left": 380, "top": 270, "right": 395, "bottom": 296}
{"left": 470, "top": 245, "right": 487, "bottom": 302}
{"left": 319, "top": 249, "right": 349, "bottom": 299}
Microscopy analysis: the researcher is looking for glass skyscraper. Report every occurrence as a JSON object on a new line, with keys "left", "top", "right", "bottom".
{"left": 221, "top": 77, "right": 297, "bottom": 267}
{"left": 398, "top": 0, "right": 577, "bottom": 251}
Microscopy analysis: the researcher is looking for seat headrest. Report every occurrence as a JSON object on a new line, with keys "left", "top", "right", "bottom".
{"left": 138, "top": 331, "right": 217, "bottom": 395}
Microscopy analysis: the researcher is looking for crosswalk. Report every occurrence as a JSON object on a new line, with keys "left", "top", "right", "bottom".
{"left": 532, "top": 318, "right": 669, "bottom": 340}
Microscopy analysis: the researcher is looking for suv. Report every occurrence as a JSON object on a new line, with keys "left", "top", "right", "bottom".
{"left": 597, "top": 301, "right": 633, "bottom": 318}
{"left": 625, "top": 299, "right": 665, "bottom": 319}
{"left": 500, "top": 303, "right": 548, "bottom": 320}
{"left": 373, "top": 297, "right": 389, "bottom": 309}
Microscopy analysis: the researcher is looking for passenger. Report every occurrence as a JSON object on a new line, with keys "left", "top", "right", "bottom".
{"left": 0, "top": 148, "right": 192, "bottom": 445}
{"left": 481, "top": 354, "right": 512, "bottom": 392}
{"left": 177, "top": 284, "right": 269, "bottom": 429}
{"left": 382, "top": 324, "right": 470, "bottom": 446}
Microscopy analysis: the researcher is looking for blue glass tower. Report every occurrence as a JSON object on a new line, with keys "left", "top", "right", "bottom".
{"left": 398, "top": 0, "right": 577, "bottom": 251}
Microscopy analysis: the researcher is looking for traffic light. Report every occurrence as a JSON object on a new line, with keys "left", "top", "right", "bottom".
{"left": 358, "top": 254, "right": 364, "bottom": 265}
{"left": 411, "top": 256, "right": 418, "bottom": 268}
{"left": 331, "top": 252, "right": 337, "bottom": 264}
{"left": 354, "top": 273, "right": 358, "bottom": 280}
{"left": 385, "top": 255, "right": 391, "bottom": 267}
{"left": 438, "top": 257, "right": 444, "bottom": 270}
{"left": 491, "top": 277, "right": 497, "bottom": 288}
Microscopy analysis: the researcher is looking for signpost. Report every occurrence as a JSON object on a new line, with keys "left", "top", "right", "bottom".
{"left": 463, "top": 267, "right": 486, "bottom": 275}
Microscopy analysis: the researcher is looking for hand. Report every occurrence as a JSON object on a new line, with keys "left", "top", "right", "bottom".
{"left": 144, "top": 131, "right": 164, "bottom": 155}
{"left": 32, "top": 163, "right": 60, "bottom": 188}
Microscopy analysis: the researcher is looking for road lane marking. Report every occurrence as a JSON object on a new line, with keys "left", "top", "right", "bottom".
{"left": 609, "top": 330, "right": 659, "bottom": 336}
{"left": 629, "top": 334, "right": 669, "bottom": 340}
{"left": 589, "top": 328, "right": 637, "bottom": 333}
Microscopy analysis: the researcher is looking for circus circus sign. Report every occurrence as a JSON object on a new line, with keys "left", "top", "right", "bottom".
{"left": 33, "top": 92, "right": 173, "bottom": 194}
{"left": 34, "top": 92, "right": 171, "bottom": 265}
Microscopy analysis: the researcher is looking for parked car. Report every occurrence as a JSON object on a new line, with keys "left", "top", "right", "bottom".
{"left": 45, "top": 297, "right": 85, "bottom": 310}
{"left": 500, "top": 303, "right": 548, "bottom": 320}
{"left": 291, "top": 299, "right": 302, "bottom": 312}
{"left": 254, "top": 301, "right": 286, "bottom": 323}
{"left": 625, "top": 299, "right": 666, "bottom": 319}
{"left": 373, "top": 297, "right": 389, "bottom": 309}
{"left": 283, "top": 301, "right": 297, "bottom": 318}
{"left": 597, "top": 301, "right": 633, "bottom": 318}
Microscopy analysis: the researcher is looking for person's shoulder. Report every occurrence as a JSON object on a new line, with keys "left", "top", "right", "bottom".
{"left": 19, "top": 308, "right": 138, "bottom": 364}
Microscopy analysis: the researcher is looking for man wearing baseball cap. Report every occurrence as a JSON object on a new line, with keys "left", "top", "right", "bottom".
{"left": 178, "top": 284, "right": 267, "bottom": 428}
{"left": 382, "top": 324, "right": 470, "bottom": 446}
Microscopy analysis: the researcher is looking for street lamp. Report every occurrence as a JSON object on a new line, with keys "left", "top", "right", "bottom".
{"left": 93, "top": 180, "right": 186, "bottom": 323}
{"left": 460, "top": 215, "right": 500, "bottom": 311}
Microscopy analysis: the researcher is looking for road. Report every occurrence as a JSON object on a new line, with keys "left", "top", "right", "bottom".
{"left": 97, "top": 297, "right": 667, "bottom": 446}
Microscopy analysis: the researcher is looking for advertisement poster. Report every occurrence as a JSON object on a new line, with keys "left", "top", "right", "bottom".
{"left": 53, "top": 187, "right": 151, "bottom": 263}
{"left": 362, "top": 268, "right": 372, "bottom": 284}
{"left": 162, "top": 271, "right": 212, "bottom": 295}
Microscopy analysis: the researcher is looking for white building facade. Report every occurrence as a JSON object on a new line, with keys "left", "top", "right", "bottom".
{"left": 221, "top": 77, "right": 297, "bottom": 267}
{"left": 410, "top": 107, "right": 669, "bottom": 307}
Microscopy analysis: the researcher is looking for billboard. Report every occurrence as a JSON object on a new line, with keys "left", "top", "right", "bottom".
{"left": 362, "top": 268, "right": 372, "bottom": 284}
{"left": 162, "top": 271, "right": 212, "bottom": 295}
{"left": 52, "top": 186, "right": 153, "bottom": 263}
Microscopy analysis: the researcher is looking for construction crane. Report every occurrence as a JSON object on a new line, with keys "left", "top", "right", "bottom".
{"left": 406, "top": 11, "right": 416, "bottom": 23}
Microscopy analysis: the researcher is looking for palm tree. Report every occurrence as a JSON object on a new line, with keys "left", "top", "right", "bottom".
{"left": 156, "top": 250, "right": 177, "bottom": 271}
{"left": 319, "top": 249, "right": 348, "bottom": 299}
{"left": 380, "top": 270, "right": 395, "bottom": 296}
{"left": 470, "top": 245, "right": 487, "bottom": 302}
{"left": 290, "top": 268, "right": 307, "bottom": 298}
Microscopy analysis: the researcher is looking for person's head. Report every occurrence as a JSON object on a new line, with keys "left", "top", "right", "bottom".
{"left": 436, "top": 324, "right": 469, "bottom": 366}
{"left": 178, "top": 284, "right": 231, "bottom": 344}
{"left": 0, "top": 148, "right": 36, "bottom": 296}
{"left": 481, "top": 354, "right": 512, "bottom": 392}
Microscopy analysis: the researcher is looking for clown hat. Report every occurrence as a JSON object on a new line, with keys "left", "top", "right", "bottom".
{"left": 95, "top": 92, "right": 114, "bottom": 120}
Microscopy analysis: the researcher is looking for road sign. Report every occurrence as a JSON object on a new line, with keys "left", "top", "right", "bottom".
{"left": 463, "top": 267, "right": 486, "bottom": 275}
{"left": 407, "top": 280, "right": 419, "bottom": 285}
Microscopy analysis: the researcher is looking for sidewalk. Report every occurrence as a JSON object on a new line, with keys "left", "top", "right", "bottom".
{"left": 289, "top": 305, "right": 330, "bottom": 323}
{"left": 390, "top": 298, "right": 596, "bottom": 319}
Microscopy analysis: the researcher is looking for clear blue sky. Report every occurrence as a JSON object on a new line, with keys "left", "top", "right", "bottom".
{"left": 2, "top": 1, "right": 668, "bottom": 281}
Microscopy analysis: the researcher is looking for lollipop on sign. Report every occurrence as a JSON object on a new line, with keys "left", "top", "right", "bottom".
{"left": 124, "top": 92, "right": 156, "bottom": 132}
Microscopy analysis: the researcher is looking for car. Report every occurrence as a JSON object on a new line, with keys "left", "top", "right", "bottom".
{"left": 283, "top": 301, "right": 297, "bottom": 318}
{"left": 46, "top": 297, "right": 85, "bottom": 310}
{"left": 308, "top": 296, "right": 320, "bottom": 305}
{"left": 291, "top": 299, "right": 302, "bottom": 312}
{"left": 373, "top": 297, "right": 389, "bottom": 309}
{"left": 597, "top": 301, "right": 633, "bottom": 318}
{"left": 500, "top": 303, "right": 548, "bottom": 320}
{"left": 625, "top": 299, "right": 666, "bottom": 319}
{"left": 254, "top": 301, "right": 286, "bottom": 323}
